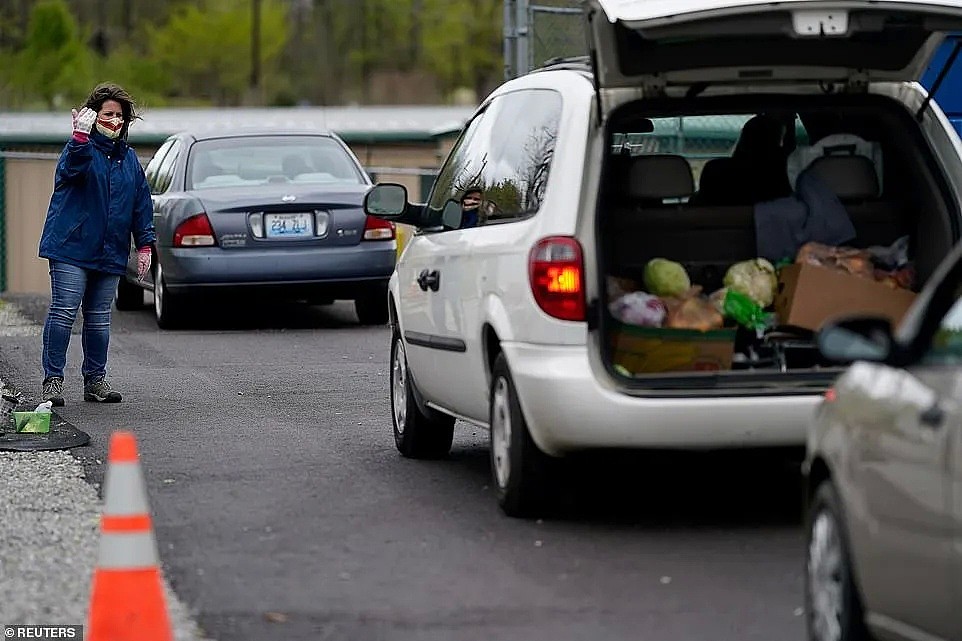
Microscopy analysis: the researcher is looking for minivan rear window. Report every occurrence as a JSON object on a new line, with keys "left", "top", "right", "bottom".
{"left": 611, "top": 114, "right": 810, "bottom": 196}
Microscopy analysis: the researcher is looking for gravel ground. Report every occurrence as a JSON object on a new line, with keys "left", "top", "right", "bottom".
{"left": 0, "top": 298, "right": 42, "bottom": 337}
{"left": 0, "top": 298, "right": 207, "bottom": 640}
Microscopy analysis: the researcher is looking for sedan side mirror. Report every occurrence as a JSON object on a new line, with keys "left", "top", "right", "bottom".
{"left": 817, "top": 315, "right": 898, "bottom": 364}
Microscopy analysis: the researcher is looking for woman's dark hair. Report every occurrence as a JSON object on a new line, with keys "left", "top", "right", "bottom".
{"left": 83, "top": 82, "right": 140, "bottom": 139}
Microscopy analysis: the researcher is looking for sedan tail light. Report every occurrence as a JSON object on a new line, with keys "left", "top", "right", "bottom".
{"left": 174, "top": 213, "right": 217, "bottom": 247}
{"left": 529, "top": 236, "right": 585, "bottom": 322}
{"left": 363, "top": 215, "right": 396, "bottom": 241}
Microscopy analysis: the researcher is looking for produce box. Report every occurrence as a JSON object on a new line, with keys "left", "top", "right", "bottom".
{"left": 774, "top": 263, "right": 917, "bottom": 332}
{"left": 11, "top": 411, "right": 51, "bottom": 433}
{"left": 610, "top": 324, "right": 736, "bottom": 374}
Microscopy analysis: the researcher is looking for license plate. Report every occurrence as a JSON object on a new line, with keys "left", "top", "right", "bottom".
{"left": 266, "top": 213, "right": 312, "bottom": 238}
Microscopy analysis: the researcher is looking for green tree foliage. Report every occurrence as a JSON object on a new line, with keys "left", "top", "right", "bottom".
{"left": 1, "top": 0, "right": 514, "bottom": 108}
{"left": 99, "top": 44, "right": 172, "bottom": 108}
{"left": 7, "top": 0, "right": 93, "bottom": 109}
{"left": 419, "top": 0, "right": 503, "bottom": 99}
{"left": 147, "top": 0, "right": 289, "bottom": 106}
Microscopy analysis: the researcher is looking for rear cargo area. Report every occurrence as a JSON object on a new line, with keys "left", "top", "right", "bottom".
{"left": 598, "top": 93, "right": 958, "bottom": 389}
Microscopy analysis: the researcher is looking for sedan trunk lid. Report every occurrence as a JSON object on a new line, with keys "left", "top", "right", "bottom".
{"left": 196, "top": 183, "right": 371, "bottom": 248}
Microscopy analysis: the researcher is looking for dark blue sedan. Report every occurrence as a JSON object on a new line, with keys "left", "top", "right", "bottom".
{"left": 115, "top": 130, "right": 396, "bottom": 328}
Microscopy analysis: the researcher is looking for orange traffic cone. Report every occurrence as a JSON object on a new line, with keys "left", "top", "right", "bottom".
{"left": 87, "top": 431, "right": 173, "bottom": 641}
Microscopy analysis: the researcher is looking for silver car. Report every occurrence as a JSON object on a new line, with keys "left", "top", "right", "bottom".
{"left": 804, "top": 241, "right": 962, "bottom": 641}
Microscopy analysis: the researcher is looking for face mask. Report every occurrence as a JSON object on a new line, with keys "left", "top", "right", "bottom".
{"left": 95, "top": 116, "right": 123, "bottom": 139}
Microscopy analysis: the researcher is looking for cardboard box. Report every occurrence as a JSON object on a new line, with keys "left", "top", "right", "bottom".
{"left": 610, "top": 324, "right": 736, "bottom": 374}
{"left": 774, "top": 263, "right": 917, "bottom": 332}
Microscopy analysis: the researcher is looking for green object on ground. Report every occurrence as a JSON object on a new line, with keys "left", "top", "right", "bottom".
{"left": 12, "top": 411, "right": 51, "bottom": 434}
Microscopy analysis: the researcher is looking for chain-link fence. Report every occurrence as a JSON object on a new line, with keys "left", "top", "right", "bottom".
{"left": 503, "top": 2, "right": 748, "bottom": 169}
{"left": 504, "top": 0, "right": 585, "bottom": 79}
{"left": 502, "top": 4, "right": 817, "bottom": 184}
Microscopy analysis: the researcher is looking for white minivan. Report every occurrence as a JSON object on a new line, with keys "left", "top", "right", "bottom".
{"left": 364, "top": 0, "right": 962, "bottom": 518}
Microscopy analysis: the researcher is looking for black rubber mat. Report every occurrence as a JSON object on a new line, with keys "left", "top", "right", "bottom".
{"left": 0, "top": 412, "right": 90, "bottom": 451}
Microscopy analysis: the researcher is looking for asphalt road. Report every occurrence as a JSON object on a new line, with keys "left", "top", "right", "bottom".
{"left": 0, "top": 294, "right": 808, "bottom": 641}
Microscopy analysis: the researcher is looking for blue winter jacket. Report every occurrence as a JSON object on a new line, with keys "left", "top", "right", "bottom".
{"left": 38, "top": 130, "right": 156, "bottom": 276}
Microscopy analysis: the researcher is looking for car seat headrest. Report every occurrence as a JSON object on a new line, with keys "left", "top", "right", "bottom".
{"left": 626, "top": 154, "right": 695, "bottom": 201}
{"left": 805, "top": 155, "right": 880, "bottom": 200}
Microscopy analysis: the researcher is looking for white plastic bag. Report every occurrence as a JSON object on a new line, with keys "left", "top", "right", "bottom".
{"left": 609, "top": 292, "right": 667, "bottom": 327}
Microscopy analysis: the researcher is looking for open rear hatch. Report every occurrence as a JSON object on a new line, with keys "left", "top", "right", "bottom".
{"left": 585, "top": 0, "right": 962, "bottom": 99}
{"left": 586, "top": 0, "right": 962, "bottom": 395}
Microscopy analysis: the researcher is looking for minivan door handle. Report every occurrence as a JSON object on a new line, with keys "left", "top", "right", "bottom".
{"left": 417, "top": 269, "right": 440, "bottom": 292}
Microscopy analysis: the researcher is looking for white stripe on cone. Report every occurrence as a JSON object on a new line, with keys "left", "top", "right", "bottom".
{"left": 97, "top": 530, "right": 161, "bottom": 569}
{"left": 102, "top": 462, "right": 150, "bottom": 516}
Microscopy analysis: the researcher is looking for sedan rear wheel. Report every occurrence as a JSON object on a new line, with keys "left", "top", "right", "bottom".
{"left": 115, "top": 276, "right": 144, "bottom": 311}
{"left": 356, "top": 288, "right": 389, "bottom": 325}
{"left": 153, "top": 262, "right": 183, "bottom": 329}
{"left": 805, "top": 481, "right": 869, "bottom": 641}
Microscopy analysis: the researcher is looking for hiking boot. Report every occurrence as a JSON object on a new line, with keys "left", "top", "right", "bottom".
{"left": 42, "top": 377, "right": 65, "bottom": 407}
{"left": 83, "top": 378, "right": 122, "bottom": 403}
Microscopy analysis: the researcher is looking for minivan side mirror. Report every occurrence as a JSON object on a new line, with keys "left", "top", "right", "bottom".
{"left": 363, "top": 183, "right": 430, "bottom": 227}
{"left": 817, "top": 315, "right": 898, "bottom": 364}
{"left": 364, "top": 183, "right": 408, "bottom": 218}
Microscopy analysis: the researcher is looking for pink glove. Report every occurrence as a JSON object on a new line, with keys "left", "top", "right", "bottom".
{"left": 137, "top": 247, "right": 152, "bottom": 281}
{"left": 71, "top": 107, "right": 96, "bottom": 143}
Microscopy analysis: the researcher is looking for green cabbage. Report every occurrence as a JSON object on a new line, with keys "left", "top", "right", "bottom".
{"left": 643, "top": 258, "right": 691, "bottom": 298}
{"left": 723, "top": 259, "right": 778, "bottom": 307}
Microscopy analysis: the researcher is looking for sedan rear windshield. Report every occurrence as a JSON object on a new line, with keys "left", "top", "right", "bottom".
{"left": 186, "top": 136, "right": 366, "bottom": 190}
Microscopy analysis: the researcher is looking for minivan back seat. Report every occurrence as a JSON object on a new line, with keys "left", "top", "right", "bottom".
{"left": 803, "top": 154, "right": 908, "bottom": 249}
{"left": 605, "top": 153, "right": 908, "bottom": 291}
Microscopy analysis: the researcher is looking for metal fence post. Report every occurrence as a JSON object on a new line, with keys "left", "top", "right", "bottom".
{"left": 516, "top": 0, "right": 530, "bottom": 75}
{"left": 504, "top": 0, "right": 517, "bottom": 79}
{"left": 0, "top": 147, "right": 6, "bottom": 294}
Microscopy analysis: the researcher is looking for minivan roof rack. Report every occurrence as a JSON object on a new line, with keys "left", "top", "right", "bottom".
{"left": 529, "top": 55, "right": 592, "bottom": 75}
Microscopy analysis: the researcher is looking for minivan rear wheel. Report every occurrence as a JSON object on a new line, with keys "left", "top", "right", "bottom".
{"left": 391, "top": 330, "right": 454, "bottom": 458}
{"left": 805, "top": 481, "right": 869, "bottom": 641}
{"left": 489, "top": 353, "right": 556, "bottom": 518}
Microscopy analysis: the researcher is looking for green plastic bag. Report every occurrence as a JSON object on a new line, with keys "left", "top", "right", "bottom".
{"left": 723, "top": 289, "right": 770, "bottom": 332}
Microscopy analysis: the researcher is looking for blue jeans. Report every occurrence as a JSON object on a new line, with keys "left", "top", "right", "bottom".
{"left": 42, "top": 261, "right": 120, "bottom": 384}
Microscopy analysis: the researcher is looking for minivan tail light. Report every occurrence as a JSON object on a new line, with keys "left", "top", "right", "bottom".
{"left": 529, "top": 237, "right": 585, "bottom": 322}
{"left": 174, "top": 213, "right": 217, "bottom": 247}
{"left": 363, "top": 215, "right": 396, "bottom": 241}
